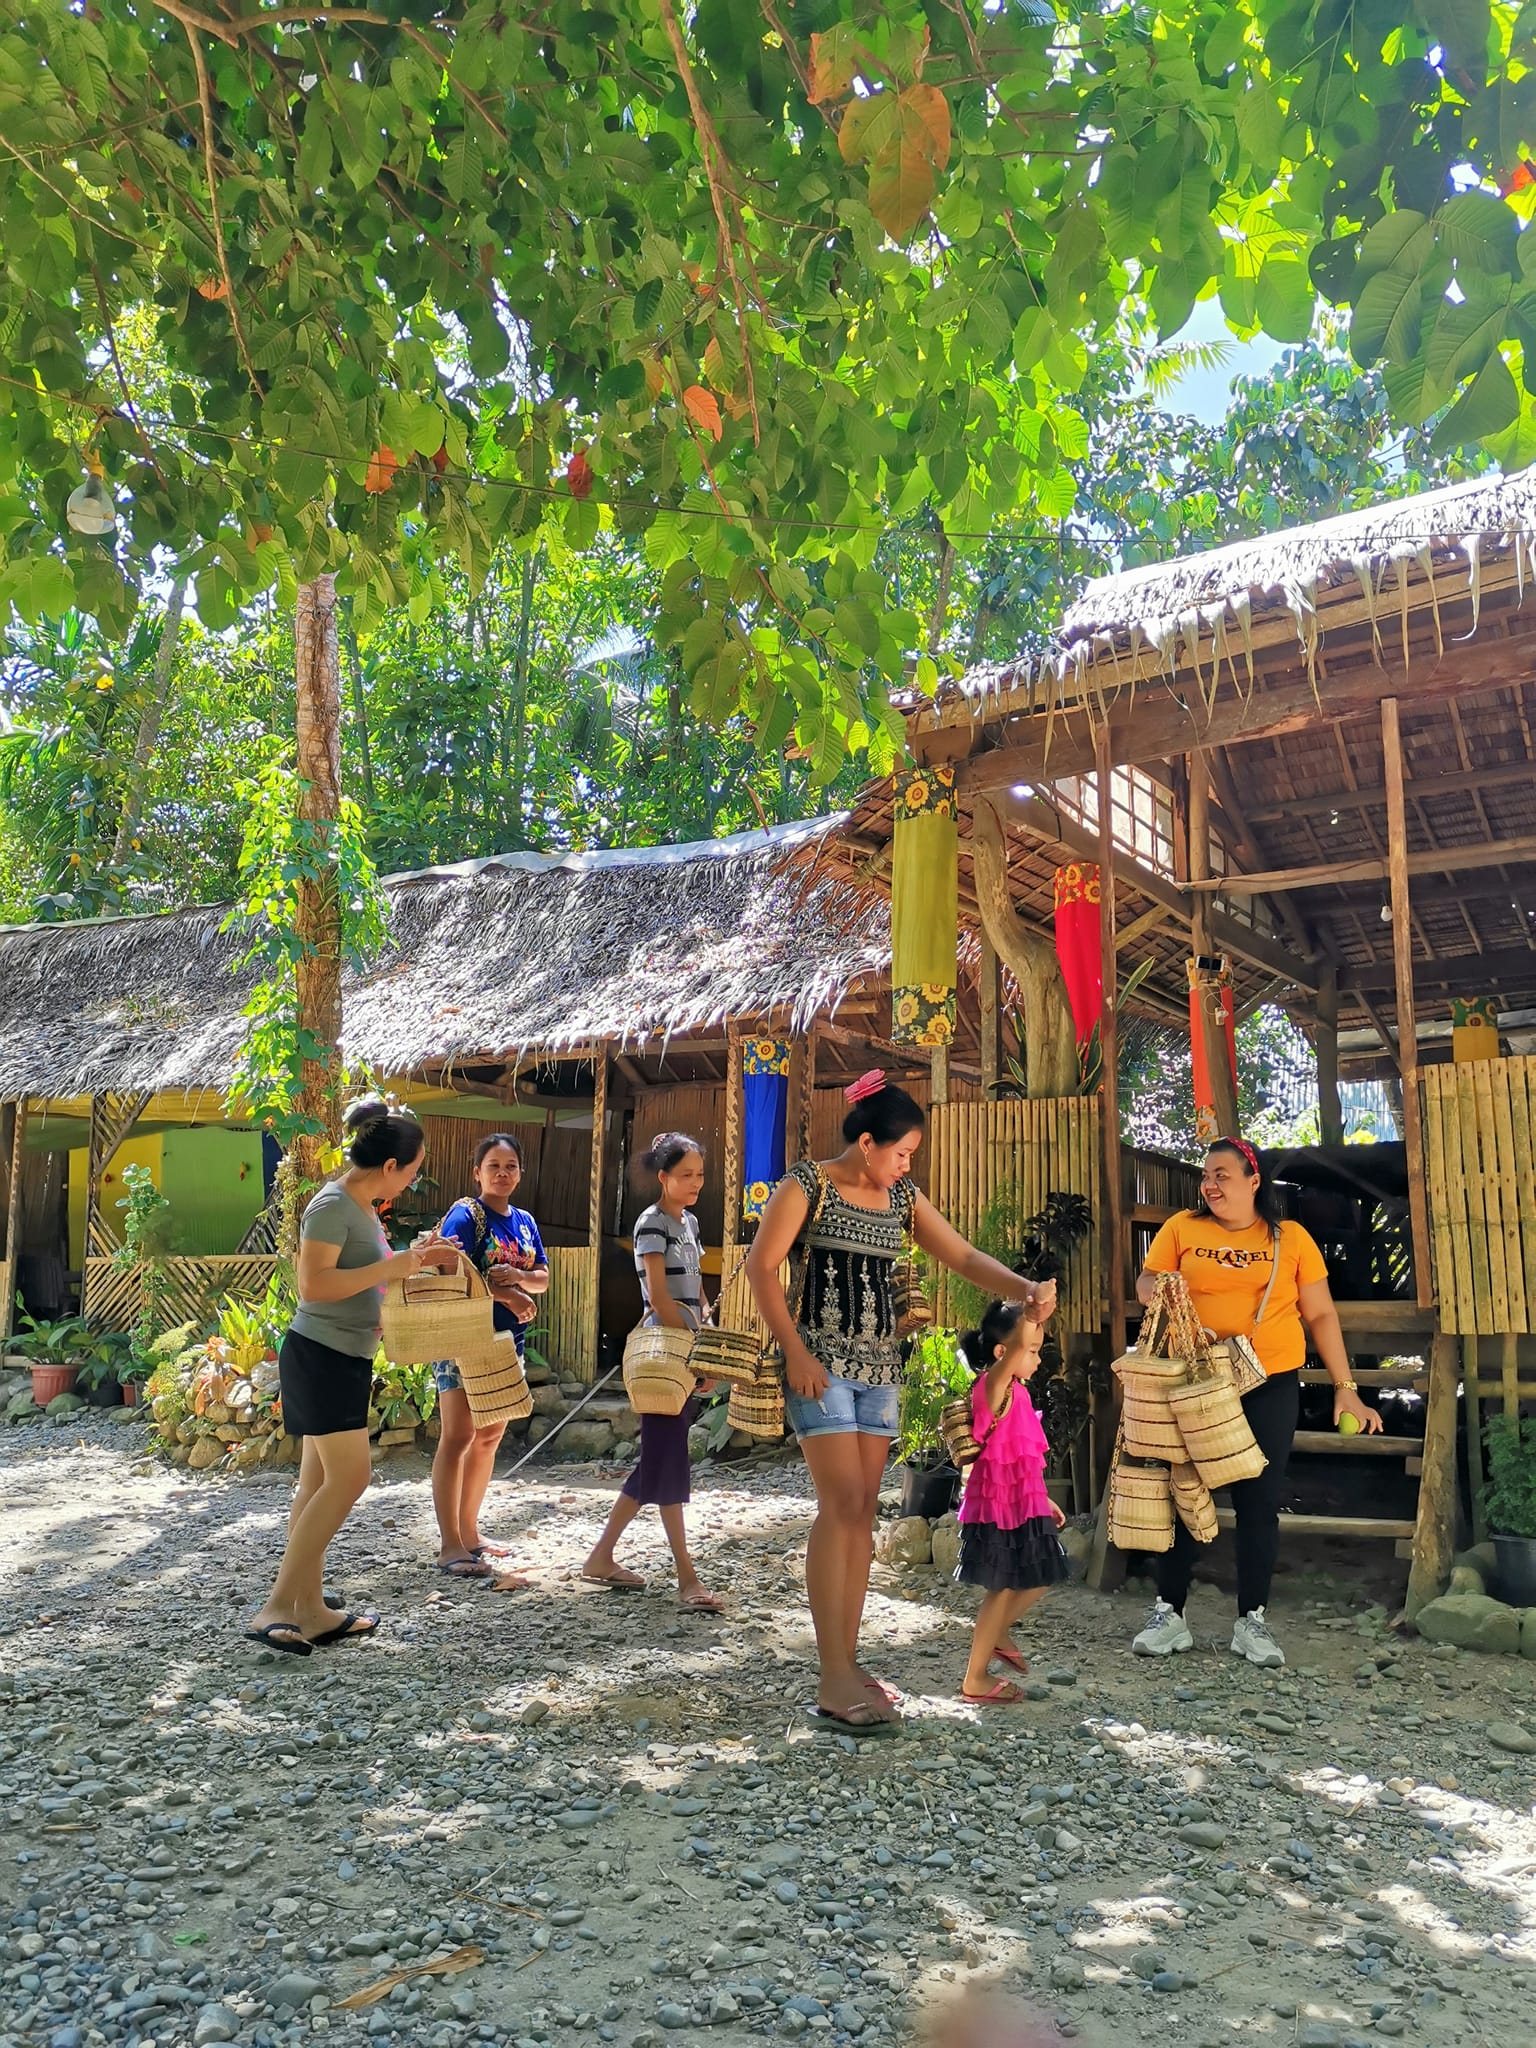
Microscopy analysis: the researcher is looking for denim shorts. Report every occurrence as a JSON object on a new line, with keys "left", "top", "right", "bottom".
{"left": 432, "top": 1354, "right": 522, "bottom": 1394}
{"left": 785, "top": 1371, "right": 899, "bottom": 1440}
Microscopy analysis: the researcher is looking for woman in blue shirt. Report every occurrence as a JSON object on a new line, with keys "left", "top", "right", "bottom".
{"left": 430, "top": 1133, "right": 548, "bottom": 1579}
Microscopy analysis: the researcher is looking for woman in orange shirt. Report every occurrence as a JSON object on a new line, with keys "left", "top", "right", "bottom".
{"left": 1131, "top": 1136, "right": 1381, "bottom": 1669}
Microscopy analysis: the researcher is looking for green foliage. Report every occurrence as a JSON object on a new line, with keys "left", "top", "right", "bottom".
{"left": 896, "top": 1325, "right": 971, "bottom": 1469}
{"left": 112, "top": 1161, "right": 177, "bottom": 1361}
{"left": 73, "top": 1328, "right": 136, "bottom": 1393}
{"left": 372, "top": 1356, "right": 437, "bottom": 1431}
{"left": 12, "top": 1309, "right": 92, "bottom": 1365}
{"left": 1483, "top": 1415, "right": 1536, "bottom": 1540}
{"left": 220, "top": 762, "right": 389, "bottom": 1140}
{"left": 0, "top": 0, "right": 1523, "bottom": 783}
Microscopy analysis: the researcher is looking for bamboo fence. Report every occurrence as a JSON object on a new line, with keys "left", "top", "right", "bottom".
{"left": 83, "top": 1254, "right": 280, "bottom": 1331}
{"left": 538, "top": 1243, "right": 599, "bottom": 1380}
{"left": 1422, "top": 1058, "right": 1536, "bottom": 1336}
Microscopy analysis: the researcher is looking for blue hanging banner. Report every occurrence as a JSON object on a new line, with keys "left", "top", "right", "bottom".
{"left": 742, "top": 1037, "right": 792, "bottom": 1223}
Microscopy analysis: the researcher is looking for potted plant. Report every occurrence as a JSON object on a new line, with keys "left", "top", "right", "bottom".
{"left": 75, "top": 1330, "right": 137, "bottom": 1407}
{"left": 1484, "top": 1415, "right": 1536, "bottom": 1606}
{"left": 894, "top": 1326, "right": 971, "bottom": 1519}
{"left": 14, "top": 1310, "right": 92, "bottom": 1406}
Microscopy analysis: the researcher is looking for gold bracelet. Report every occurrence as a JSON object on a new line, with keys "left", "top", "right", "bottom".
{"left": 1335, "top": 1378, "right": 1357, "bottom": 1392}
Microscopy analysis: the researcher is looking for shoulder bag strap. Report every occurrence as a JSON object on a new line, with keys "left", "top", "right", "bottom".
{"left": 1250, "top": 1225, "right": 1284, "bottom": 1332}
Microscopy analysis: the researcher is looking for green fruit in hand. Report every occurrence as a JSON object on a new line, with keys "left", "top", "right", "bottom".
{"left": 1337, "top": 1410, "right": 1361, "bottom": 1436}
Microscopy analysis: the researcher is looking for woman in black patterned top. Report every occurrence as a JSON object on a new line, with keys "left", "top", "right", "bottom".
{"left": 748, "top": 1073, "right": 1055, "bottom": 1731}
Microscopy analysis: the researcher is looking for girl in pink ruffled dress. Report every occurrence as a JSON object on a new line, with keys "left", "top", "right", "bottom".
{"left": 956, "top": 1300, "right": 1068, "bottom": 1704}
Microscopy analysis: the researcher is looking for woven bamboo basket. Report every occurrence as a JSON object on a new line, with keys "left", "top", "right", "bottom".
{"left": 381, "top": 1252, "right": 497, "bottom": 1366}
{"left": 940, "top": 1395, "right": 983, "bottom": 1469}
{"left": 1206, "top": 1336, "right": 1266, "bottom": 1396}
{"left": 455, "top": 1330, "right": 534, "bottom": 1428}
{"left": 1121, "top": 1387, "right": 1187, "bottom": 1459}
{"left": 1108, "top": 1458, "right": 1174, "bottom": 1553}
{"left": 727, "top": 1373, "right": 785, "bottom": 1440}
{"left": 1169, "top": 1461, "right": 1218, "bottom": 1543}
{"left": 1169, "top": 1369, "right": 1267, "bottom": 1487}
{"left": 687, "top": 1325, "right": 762, "bottom": 1388}
{"left": 622, "top": 1326, "right": 695, "bottom": 1416}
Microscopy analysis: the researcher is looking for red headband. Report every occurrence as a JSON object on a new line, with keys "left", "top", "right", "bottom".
{"left": 844, "top": 1069, "right": 886, "bottom": 1104}
{"left": 1216, "top": 1136, "right": 1261, "bottom": 1177}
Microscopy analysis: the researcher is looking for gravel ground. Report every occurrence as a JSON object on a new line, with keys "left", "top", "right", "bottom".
{"left": 2, "top": 1408, "right": 1534, "bottom": 2048}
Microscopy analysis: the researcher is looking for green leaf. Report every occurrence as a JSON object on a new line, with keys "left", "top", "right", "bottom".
{"left": 1430, "top": 349, "right": 1519, "bottom": 453}
{"left": 1254, "top": 257, "right": 1314, "bottom": 343}
{"left": 1350, "top": 265, "right": 1425, "bottom": 367}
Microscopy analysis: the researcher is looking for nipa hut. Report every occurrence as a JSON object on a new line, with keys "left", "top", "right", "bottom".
{"left": 874, "top": 464, "right": 1536, "bottom": 1611}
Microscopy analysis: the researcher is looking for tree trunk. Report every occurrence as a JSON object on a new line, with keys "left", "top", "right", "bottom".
{"left": 971, "top": 799, "right": 1077, "bottom": 1097}
{"left": 110, "top": 579, "right": 186, "bottom": 872}
{"left": 292, "top": 574, "right": 344, "bottom": 1224}
{"left": 506, "top": 550, "right": 538, "bottom": 839}
{"left": 928, "top": 526, "right": 955, "bottom": 656}
{"left": 340, "top": 601, "right": 376, "bottom": 815}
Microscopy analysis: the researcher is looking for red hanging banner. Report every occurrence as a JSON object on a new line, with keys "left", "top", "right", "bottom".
{"left": 1053, "top": 863, "right": 1103, "bottom": 1054}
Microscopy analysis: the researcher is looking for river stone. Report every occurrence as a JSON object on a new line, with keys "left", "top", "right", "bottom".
{"left": 1049, "top": 1955, "right": 1086, "bottom": 1990}
{"left": 1445, "top": 1564, "right": 1485, "bottom": 1597}
{"left": 1521, "top": 1608, "right": 1536, "bottom": 1660}
{"left": 266, "top": 1970, "right": 326, "bottom": 2009}
{"left": 193, "top": 2006, "right": 239, "bottom": 2046}
{"left": 1414, "top": 1593, "right": 1522, "bottom": 1656}
{"left": 555, "top": 1419, "right": 615, "bottom": 1460}
{"left": 876, "top": 1517, "right": 931, "bottom": 1568}
{"left": 1486, "top": 1721, "right": 1536, "bottom": 1755}
{"left": 930, "top": 1513, "right": 961, "bottom": 1577}
{"left": 1177, "top": 1822, "right": 1226, "bottom": 1850}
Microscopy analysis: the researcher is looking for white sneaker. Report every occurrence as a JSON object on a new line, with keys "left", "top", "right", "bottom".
{"left": 1231, "top": 1608, "right": 1285, "bottom": 1668}
{"left": 1132, "top": 1599, "right": 1194, "bottom": 1656}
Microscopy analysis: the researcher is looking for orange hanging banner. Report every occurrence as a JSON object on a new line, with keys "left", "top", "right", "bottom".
{"left": 1188, "top": 955, "right": 1237, "bottom": 1142}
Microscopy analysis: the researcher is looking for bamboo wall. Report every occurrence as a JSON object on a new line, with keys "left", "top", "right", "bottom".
{"left": 538, "top": 1243, "right": 599, "bottom": 1380}
{"left": 1423, "top": 1058, "right": 1536, "bottom": 1335}
{"left": 83, "top": 1254, "right": 280, "bottom": 1331}
{"left": 926, "top": 1096, "right": 1102, "bottom": 1332}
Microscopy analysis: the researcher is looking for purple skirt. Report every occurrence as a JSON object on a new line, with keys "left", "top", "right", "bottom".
{"left": 622, "top": 1397, "right": 699, "bottom": 1507}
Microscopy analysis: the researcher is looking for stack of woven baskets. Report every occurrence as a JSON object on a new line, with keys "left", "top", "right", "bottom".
{"left": 622, "top": 1321, "right": 781, "bottom": 1433}
{"left": 381, "top": 1252, "right": 533, "bottom": 1428}
{"left": 1108, "top": 1273, "right": 1267, "bottom": 1553}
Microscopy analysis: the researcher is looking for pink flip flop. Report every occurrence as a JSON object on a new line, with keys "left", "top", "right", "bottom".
{"left": 990, "top": 1645, "right": 1029, "bottom": 1676}
{"left": 961, "top": 1679, "right": 1023, "bottom": 1706}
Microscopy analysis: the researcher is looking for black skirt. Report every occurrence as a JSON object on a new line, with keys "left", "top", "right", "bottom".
{"left": 955, "top": 1516, "right": 1070, "bottom": 1593}
{"left": 621, "top": 1397, "right": 700, "bottom": 1507}
{"left": 279, "top": 1329, "right": 373, "bottom": 1437}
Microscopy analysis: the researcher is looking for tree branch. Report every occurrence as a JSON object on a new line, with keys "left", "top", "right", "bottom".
{"left": 181, "top": 21, "right": 260, "bottom": 392}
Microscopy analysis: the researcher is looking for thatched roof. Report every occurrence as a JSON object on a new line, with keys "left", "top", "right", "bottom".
{"left": 0, "top": 818, "right": 890, "bottom": 1101}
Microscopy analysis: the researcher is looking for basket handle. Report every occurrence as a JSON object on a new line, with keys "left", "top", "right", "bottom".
{"left": 399, "top": 1245, "right": 485, "bottom": 1304}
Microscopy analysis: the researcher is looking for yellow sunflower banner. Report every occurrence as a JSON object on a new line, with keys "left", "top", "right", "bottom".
{"left": 1452, "top": 996, "right": 1500, "bottom": 1064}
{"left": 891, "top": 764, "right": 958, "bottom": 1048}
{"left": 742, "top": 1036, "right": 792, "bottom": 1222}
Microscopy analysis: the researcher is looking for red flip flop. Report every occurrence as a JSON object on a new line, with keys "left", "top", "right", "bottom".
{"left": 864, "top": 1677, "right": 901, "bottom": 1706}
{"left": 990, "top": 1645, "right": 1029, "bottom": 1676}
{"left": 961, "top": 1678, "right": 1023, "bottom": 1706}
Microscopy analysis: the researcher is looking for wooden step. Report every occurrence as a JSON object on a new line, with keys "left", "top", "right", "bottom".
{"left": 1300, "top": 1367, "right": 1425, "bottom": 1388}
{"left": 1214, "top": 1509, "right": 1415, "bottom": 1542}
{"left": 1290, "top": 1430, "right": 1424, "bottom": 1457}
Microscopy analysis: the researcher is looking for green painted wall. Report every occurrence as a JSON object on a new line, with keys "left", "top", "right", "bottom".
{"left": 159, "top": 1128, "right": 265, "bottom": 1254}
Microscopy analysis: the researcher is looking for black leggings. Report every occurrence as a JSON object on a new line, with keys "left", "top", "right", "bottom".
{"left": 1156, "top": 1368, "right": 1299, "bottom": 1617}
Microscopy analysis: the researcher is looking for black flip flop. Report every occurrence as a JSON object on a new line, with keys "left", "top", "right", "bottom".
{"left": 434, "top": 1557, "right": 493, "bottom": 1579}
{"left": 578, "top": 1572, "right": 645, "bottom": 1591}
{"left": 807, "top": 1703, "right": 902, "bottom": 1737}
{"left": 308, "top": 1610, "right": 379, "bottom": 1647}
{"left": 244, "top": 1622, "right": 312, "bottom": 1658}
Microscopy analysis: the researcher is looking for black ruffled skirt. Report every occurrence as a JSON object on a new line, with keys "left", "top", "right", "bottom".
{"left": 955, "top": 1515, "right": 1070, "bottom": 1593}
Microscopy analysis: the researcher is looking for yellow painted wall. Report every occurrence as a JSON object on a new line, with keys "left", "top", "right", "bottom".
{"left": 68, "top": 1134, "right": 163, "bottom": 1271}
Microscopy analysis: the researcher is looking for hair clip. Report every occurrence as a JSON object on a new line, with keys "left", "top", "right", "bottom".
{"left": 844, "top": 1069, "right": 886, "bottom": 1104}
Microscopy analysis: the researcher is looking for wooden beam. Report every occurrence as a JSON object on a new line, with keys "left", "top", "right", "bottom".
{"left": 1246, "top": 756, "right": 1536, "bottom": 827}
{"left": 1316, "top": 969, "right": 1344, "bottom": 1147}
{"left": 1340, "top": 945, "right": 1536, "bottom": 996}
{"left": 1406, "top": 1333, "right": 1460, "bottom": 1623}
{"left": 722, "top": 1022, "right": 743, "bottom": 1260}
{"left": 585, "top": 1054, "right": 608, "bottom": 1378}
{"left": 1383, "top": 698, "right": 1434, "bottom": 1310}
{"left": 959, "top": 629, "right": 1536, "bottom": 794}
{"left": 0, "top": 1098, "right": 28, "bottom": 1344}
{"left": 979, "top": 936, "right": 1002, "bottom": 1096}
{"left": 1186, "top": 830, "right": 1536, "bottom": 896}
{"left": 1097, "top": 722, "right": 1126, "bottom": 1358}
{"left": 1115, "top": 903, "right": 1171, "bottom": 952}
{"left": 998, "top": 788, "right": 1320, "bottom": 994}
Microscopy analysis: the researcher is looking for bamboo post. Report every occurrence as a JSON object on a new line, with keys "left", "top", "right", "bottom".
{"left": 1382, "top": 698, "right": 1434, "bottom": 1309}
{"left": 930, "top": 1043, "right": 950, "bottom": 1106}
{"left": 1464, "top": 1335, "right": 1487, "bottom": 1544}
{"left": 1406, "top": 1332, "right": 1461, "bottom": 1623}
{"left": 584, "top": 1052, "right": 608, "bottom": 1380}
{"left": 722, "top": 1022, "right": 744, "bottom": 1264}
{"left": 1317, "top": 967, "right": 1344, "bottom": 1147}
{"left": 1097, "top": 722, "right": 1126, "bottom": 1357}
{"left": 0, "top": 1097, "right": 27, "bottom": 1342}
{"left": 1188, "top": 749, "right": 1240, "bottom": 1138}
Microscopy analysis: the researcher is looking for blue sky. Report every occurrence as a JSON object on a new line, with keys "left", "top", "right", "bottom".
{"left": 1151, "top": 298, "right": 1287, "bottom": 426}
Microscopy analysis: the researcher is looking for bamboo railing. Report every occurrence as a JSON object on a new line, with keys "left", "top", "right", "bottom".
{"left": 1423, "top": 1057, "right": 1536, "bottom": 1335}
{"left": 538, "top": 1243, "right": 600, "bottom": 1380}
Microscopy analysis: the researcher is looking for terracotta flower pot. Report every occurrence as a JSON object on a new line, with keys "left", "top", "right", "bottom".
{"left": 122, "top": 1380, "right": 141, "bottom": 1407}
{"left": 30, "top": 1363, "right": 79, "bottom": 1405}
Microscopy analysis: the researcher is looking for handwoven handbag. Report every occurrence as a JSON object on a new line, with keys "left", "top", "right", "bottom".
{"left": 455, "top": 1330, "right": 534, "bottom": 1428}
{"left": 1169, "top": 1460, "right": 1218, "bottom": 1543}
{"left": 622, "top": 1326, "right": 696, "bottom": 1416}
{"left": 687, "top": 1324, "right": 761, "bottom": 1388}
{"left": 940, "top": 1394, "right": 983, "bottom": 1468}
{"left": 727, "top": 1373, "right": 786, "bottom": 1440}
{"left": 1168, "top": 1363, "right": 1268, "bottom": 1487}
{"left": 892, "top": 1184, "right": 933, "bottom": 1338}
{"left": 381, "top": 1251, "right": 498, "bottom": 1366}
{"left": 1107, "top": 1455, "right": 1175, "bottom": 1553}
